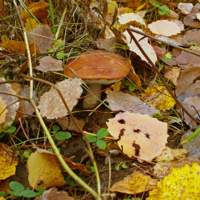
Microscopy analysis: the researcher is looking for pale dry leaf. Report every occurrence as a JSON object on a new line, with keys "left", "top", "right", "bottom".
{"left": 110, "top": 171, "right": 157, "bottom": 194}
{"left": 34, "top": 187, "right": 74, "bottom": 200}
{"left": 156, "top": 147, "right": 188, "bottom": 162}
{"left": 0, "top": 96, "right": 7, "bottom": 124}
{"left": 164, "top": 66, "right": 180, "bottom": 86}
{"left": 178, "top": 2, "right": 193, "bottom": 14}
{"left": 36, "top": 56, "right": 63, "bottom": 72}
{"left": 38, "top": 78, "right": 83, "bottom": 119}
{"left": 27, "top": 25, "right": 54, "bottom": 53}
{"left": 123, "top": 26, "right": 157, "bottom": 65}
{"left": 107, "top": 91, "right": 158, "bottom": 116}
{"left": 118, "top": 13, "right": 146, "bottom": 26}
{"left": 107, "top": 112, "right": 168, "bottom": 162}
{"left": 148, "top": 20, "right": 181, "bottom": 36}
{"left": 0, "top": 78, "right": 19, "bottom": 127}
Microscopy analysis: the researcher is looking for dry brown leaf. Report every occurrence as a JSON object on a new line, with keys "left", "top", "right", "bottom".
{"left": 107, "top": 112, "right": 168, "bottom": 162}
{"left": 148, "top": 20, "right": 181, "bottom": 36}
{"left": 0, "top": 78, "right": 19, "bottom": 128}
{"left": 123, "top": 26, "right": 157, "bottom": 65}
{"left": 164, "top": 66, "right": 180, "bottom": 85}
{"left": 181, "top": 96, "right": 200, "bottom": 127}
{"left": 0, "top": 143, "right": 18, "bottom": 180}
{"left": 28, "top": 149, "right": 65, "bottom": 190}
{"left": 110, "top": 171, "right": 157, "bottom": 194}
{"left": 96, "top": 38, "right": 119, "bottom": 52}
{"left": 181, "top": 29, "right": 200, "bottom": 47}
{"left": 183, "top": 16, "right": 200, "bottom": 28}
{"left": 153, "top": 157, "right": 200, "bottom": 179}
{"left": 107, "top": 91, "right": 158, "bottom": 116}
{"left": 34, "top": 187, "right": 74, "bottom": 200}
{"left": 156, "top": 147, "right": 188, "bottom": 162}
{"left": 175, "top": 67, "right": 200, "bottom": 102}
{"left": 36, "top": 56, "right": 63, "bottom": 72}
{"left": 21, "top": 1, "right": 50, "bottom": 21}
{"left": 38, "top": 78, "right": 82, "bottom": 119}
{"left": 27, "top": 25, "right": 54, "bottom": 53}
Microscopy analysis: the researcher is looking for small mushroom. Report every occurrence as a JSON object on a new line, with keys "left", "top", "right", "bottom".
{"left": 64, "top": 50, "right": 131, "bottom": 108}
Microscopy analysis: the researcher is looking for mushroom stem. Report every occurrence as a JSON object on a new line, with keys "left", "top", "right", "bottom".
{"left": 83, "top": 84, "right": 102, "bottom": 109}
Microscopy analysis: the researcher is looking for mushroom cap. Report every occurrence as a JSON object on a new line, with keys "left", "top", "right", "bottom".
{"left": 64, "top": 50, "right": 131, "bottom": 83}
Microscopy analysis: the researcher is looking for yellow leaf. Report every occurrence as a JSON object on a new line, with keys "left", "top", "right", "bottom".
{"left": 0, "top": 96, "right": 7, "bottom": 125}
{"left": 0, "top": 143, "right": 18, "bottom": 180}
{"left": 25, "top": 18, "right": 39, "bottom": 32}
{"left": 108, "top": 1, "right": 118, "bottom": 15}
{"left": 136, "top": 3, "right": 146, "bottom": 11}
{"left": 141, "top": 86, "right": 176, "bottom": 110}
{"left": 147, "top": 163, "right": 200, "bottom": 199}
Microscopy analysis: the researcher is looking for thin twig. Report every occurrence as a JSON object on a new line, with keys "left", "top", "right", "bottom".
{"left": 126, "top": 28, "right": 200, "bottom": 124}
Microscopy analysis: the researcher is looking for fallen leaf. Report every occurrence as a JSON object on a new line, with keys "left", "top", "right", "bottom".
{"left": 107, "top": 91, "right": 158, "bottom": 116}
{"left": 0, "top": 143, "right": 18, "bottom": 180}
{"left": 110, "top": 171, "right": 157, "bottom": 194}
{"left": 118, "top": 13, "right": 146, "bottom": 26}
{"left": 38, "top": 78, "right": 83, "bottom": 119}
{"left": 25, "top": 18, "right": 39, "bottom": 32}
{"left": 27, "top": 25, "right": 54, "bottom": 53}
{"left": 183, "top": 15, "right": 200, "bottom": 28}
{"left": 123, "top": 26, "right": 157, "bottom": 65}
{"left": 107, "top": 112, "right": 168, "bottom": 162}
{"left": 148, "top": 20, "right": 181, "bottom": 36}
{"left": 181, "top": 29, "right": 200, "bottom": 47}
{"left": 34, "top": 187, "right": 74, "bottom": 200}
{"left": 181, "top": 126, "right": 200, "bottom": 157}
{"left": 36, "top": 56, "right": 63, "bottom": 72}
{"left": 96, "top": 38, "right": 118, "bottom": 52}
{"left": 27, "top": 149, "right": 65, "bottom": 190}
{"left": 21, "top": 1, "right": 50, "bottom": 21}
{"left": 148, "top": 163, "right": 200, "bottom": 199}
{"left": 0, "top": 78, "right": 19, "bottom": 128}
{"left": 156, "top": 147, "right": 188, "bottom": 162}
{"left": 153, "top": 157, "right": 200, "bottom": 179}
{"left": 178, "top": 2, "right": 193, "bottom": 14}
{"left": 141, "top": 86, "right": 176, "bottom": 110}
{"left": 181, "top": 96, "right": 200, "bottom": 128}
{"left": 0, "top": 96, "right": 7, "bottom": 125}
{"left": 164, "top": 66, "right": 180, "bottom": 85}
{"left": 175, "top": 67, "right": 200, "bottom": 102}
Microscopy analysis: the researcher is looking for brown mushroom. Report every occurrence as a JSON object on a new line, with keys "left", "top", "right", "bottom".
{"left": 64, "top": 50, "right": 131, "bottom": 108}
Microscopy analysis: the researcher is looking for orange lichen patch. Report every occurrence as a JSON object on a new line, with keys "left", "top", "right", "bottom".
{"left": 0, "top": 40, "right": 40, "bottom": 54}
{"left": 64, "top": 50, "right": 131, "bottom": 80}
{"left": 21, "top": 1, "right": 50, "bottom": 21}
{"left": 107, "top": 112, "right": 168, "bottom": 162}
{"left": 0, "top": 143, "right": 18, "bottom": 180}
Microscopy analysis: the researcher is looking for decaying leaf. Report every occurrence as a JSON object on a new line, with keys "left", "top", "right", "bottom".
{"left": 21, "top": 1, "right": 50, "bottom": 21}
{"left": 148, "top": 163, "right": 200, "bottom": 199}
{"left": 123, "top": 26, "right": 157, "bottom": 65}
{"left": 181, "top": 96, "right": 200, "bottom": 128}
{"left": 118, "top": 13, "right": 146, "bottom": 26}
{"left": 141, "top": 86, "right": 176, "bottom": 110}
{"left": 181, "top": 126, "right": 200, "bottom": 157}
{"left": 110, "top": 171, "right": 157, "bottom": 194}
{"left": 28, "top": 149, "right": 65, "bottom": 190}
{"left": 181, "top": 29, "right": 200, "bottom": 47}
{"left": 0, "top": 143, "right": 18, "bottom": 180}
{"left": 154, "top": 157, "right": 200, "bottom": 178}
{"left": 36, "top": 56, "right": 63, "bottom": 72}
{"left": 27, "top": 25, "right": 54, "bottom": 53}
{"left": 156, "top": 147, "right": 188, "bottom": 162}
{"left": 175, "top": 67, "right": 200, "bottom": 102}
{"left": 148, "top": 20, "right": 181, "bottom": 36}
{"left": 107, "top": 91, "right": 158, "bottom": 116}
{"left": 0, "top": 78, "right": 19, "bottom": 128}
{"left": 0, "top": 96, "right": 7, "bottom": 125}
{"left": 107, "top": 112, "right": 168, "bottom": 162}
{"left": 164, "top": 66, "right": 180, "bottom": 85}
{"left": 34, "top": 187, "right": 74, "bottom": 200}
{"left": 38, "top": 78, "right": 83, "bottom": 119}
{"left": 178, "top": 2, "right": 193, "bottom": 14}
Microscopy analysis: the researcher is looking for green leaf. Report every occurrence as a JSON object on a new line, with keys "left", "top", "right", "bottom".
{"left": 114, "top": 163, "right": 120, "bottom": 171}
{"left": 84, "top": 135, "right": 97, "bottom": 143}
{"left": 96, "top": 140, "right": 106, "bottom": 149}
{"left": 37, "top": 188, "right": 44, "bottom": 195}
{"left": 88, "top": 166, "right": 95, "bottom": 173}
{"left": 65, "top": 177, "right": 75, "bottom": 186}
{"left": 121, "top": 162, "right": 129, "bottom": 169}
{"left": 129, "top": 84, "right": 136, "bottom": 92}
{"left": 47, "top": 149, "right": 54, "bottom": 153}
{"left": 160, "top": 5, "right": 170, "bottom": 16}
{"left": 158, "top": 6, "right": 166, "bottom": 15}
{"left": 51, "top": 125, "right": 60, "bottom": 134}
{"left": 150, "top": 1, "right": 161, "bottom": 7}
{"left": 21, "top": 190, "right": 38, "bottom": 198}
{"left": 7, "top": 190, "right": 22, "bottom": 196}
{"left": 0, "top": 191, "right": 5, "bottom": 197}
{"left": 9, "top": 181, "right": 24, "bottom": 192}
{"left": 55, "top": 131, "right": 71, "bottom": 140}
{"left": 56, "top": 52, "right": 69, "bottom": 60}
{"left": 97, "top": 128, "right": 108, "bottom": 140}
